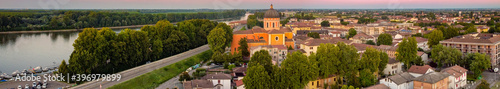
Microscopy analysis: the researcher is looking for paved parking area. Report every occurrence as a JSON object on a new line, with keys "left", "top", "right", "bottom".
{"left": 0, "top": 80, "right": 71, "bottom": 89}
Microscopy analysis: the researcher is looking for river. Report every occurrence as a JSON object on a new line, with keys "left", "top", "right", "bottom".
{"left": 0, "top": 12, "right": 251, "bottom": 74}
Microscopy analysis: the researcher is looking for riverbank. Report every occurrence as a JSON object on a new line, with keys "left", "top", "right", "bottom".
{"left": 0, "top": 24, "right": 154, "bottom": 34}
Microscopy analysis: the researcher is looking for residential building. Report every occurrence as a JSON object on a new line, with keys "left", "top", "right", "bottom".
{"left": 440, "top": 65, "right": 468, "bottom": 89}
{"left": 350, "top": 32, "right": 375, "bottom": 44}
{"left": 417, "top": 52, "right": 429, "bottom": 64}
{"left": 383, "top": 58, "right": 403, "bottom": 75}
{"left": 298, "top": 38, "right": 352, "bottom": 56}
{"left": 476, "top": 25, "right": 490, "bottom": 33}
{"left": 183, "top": 79, "right": 215, "bottom": 89}
{"left": 415, "top": 37, "right": 429, "bottom": 51}
{"left": 412, "top": 72, "right": 449, "bottom": 89}
{"left": 249, "top": 45, "right": 288, "bottom": 66}
{"left": 407, "top": 65, "right": 435, "bottom": 77}
{"left": 380, "top": 72, "right": 415, "bottom": 89}
{"left": 365, "top": 84, "right": 390, "bottom": 89}
{"left": 201, "top": 73, "right": 232, "bottom": 89}
{"left": 440, "top": 33, "right": 500, "bottom": 66}
{"left": 285, "top": 22, "right": 321, "bottom": 34}
{"left": 231, "top": 4, "right": 294, "bottom": 54}
{"left": 304, "top": 75, "right": 339, "bottom": 89}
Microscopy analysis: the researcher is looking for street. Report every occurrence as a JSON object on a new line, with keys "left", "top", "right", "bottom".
{"left": 70, "top": 45, "right": 209, "bottom": 89}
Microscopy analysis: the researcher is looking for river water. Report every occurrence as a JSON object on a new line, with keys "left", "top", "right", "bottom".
{"left": 0, "top": 13, "right": 251, "bottom": 74}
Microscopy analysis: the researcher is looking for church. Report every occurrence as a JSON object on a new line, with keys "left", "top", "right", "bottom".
{"left": 230, "top": 4, "right": 294, "bottom": 54}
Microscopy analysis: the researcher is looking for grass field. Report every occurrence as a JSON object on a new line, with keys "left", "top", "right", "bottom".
{"left": 108, "top": 50, "right": 212, "bottom": 89}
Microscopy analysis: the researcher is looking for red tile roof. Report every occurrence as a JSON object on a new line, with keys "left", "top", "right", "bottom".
{"left": 408, "top": 65, "right": 433, "bottom": 74}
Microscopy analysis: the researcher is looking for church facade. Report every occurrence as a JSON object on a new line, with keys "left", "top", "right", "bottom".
{"left": 231, "top": 4, "right": 294, "bottom": 54}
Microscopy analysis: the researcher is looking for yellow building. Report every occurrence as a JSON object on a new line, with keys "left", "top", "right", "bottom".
{"left": 231, "top": 4, "right": 294, "bottom": 55}
{"left": 305, "top": 75, "right": 340, "bottom": 89}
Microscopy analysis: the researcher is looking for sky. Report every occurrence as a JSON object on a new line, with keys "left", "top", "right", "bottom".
{"left": 1, "top": 0, "right": 499, "bottom": 9}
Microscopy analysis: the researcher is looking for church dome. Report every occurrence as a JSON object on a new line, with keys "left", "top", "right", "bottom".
{"left": 264, "top": 4, "right": 280, "bottom": 18}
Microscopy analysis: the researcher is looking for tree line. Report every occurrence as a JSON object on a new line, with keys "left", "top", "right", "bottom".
{"left": 0, "top": 10, "right": 244, "bottom": 31}
{"left": 243, "top": 42, "right": 389, "bottom": 89}
{"left": 58, "top": 19, "right": 225, "bottom": 83}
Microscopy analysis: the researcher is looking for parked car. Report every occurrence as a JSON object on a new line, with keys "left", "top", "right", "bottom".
{"left": 17, "top": 85, "right": 22, "bottom": 89}
{"left": 25, "top": 84, "right": 29, "bottom": 89}
{"left": 41, "top": 83, "right": 47, "bottom": 89}
{"left": 36, "top": 84, "right": 41, "bottom": 89}
{"left": 32, "top": 82, "right": 36, "bottom": 87}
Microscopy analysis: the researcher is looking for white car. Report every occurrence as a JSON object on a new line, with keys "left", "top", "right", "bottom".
{"left": 36, "top": 84, "right": 42, "bottom": 89}
{"left": 42, "top": 83, "right": 47, "bottom": 88}
{"left": 32, "top": 82, "right": 37, "bottom": 87}
{"left": 17, "top": 85, "right": 22, "bottom": 89}
{"left": 25, "top": 84, "right": 29, "bottom": 89}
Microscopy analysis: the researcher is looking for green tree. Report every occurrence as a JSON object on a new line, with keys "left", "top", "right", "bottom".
{"left": 280, "top": 51, "right": 318, "bottom": 89}
{"left": 58, "top": 60, "right": 71, "bottom": 82}
{"left": 249, "top": 50, "right": 273, "bottom": 73}
{"left": 336, "top": 42, "right": 360, "bottom": 85}
{"left": 379, "top": 52, "right": 389, "bottom": 75}
{"left": 365, "top": 40, "right": 376, "bottom": 45}
{"left": 348, "top": 28, "right": 357, "bottom": 38}
{"left": 427, "top": 30, "right": 444, "bottom": 47}
{"left": 207, "top": 28, "right": 227, "bottom": 53}
{"left": 468, "top": 53, "right": 491, "bottom": 78}
{"left": 307, "top": 32, "right": 320, "bottom": 39}
{"left": 243, "top": 64, "right": 271, "bottom": 89}
{"left": 396, "top": 37, "right": 418, "bottom": 69}
{"left": 314, "top": 43, "right": 340, "bottom": 78}
{"left": 377, "top": 33, "right": 393, "bottom": 45}
{"left": 215, "top": 23, "right": 233, "bottom": 47}
{"left": 360, "top": 47, "right": 382, "bottom": 73}
{"left": 179, "top": 71, "right": 192, "bottom": 81}
{"left": 321, "top": 21, "right": 330, "bottom": 27}
{"left": 359, "top": 69, "right": 376, "bottom": 87}
{"left": 431, "top": 44, "right": 462, "bottom": 67}
{"left": 238, "top": 37, "right": 250, "bottom": 57}
{"left": 240, "top": 27, "right": 247, "bottom": 30}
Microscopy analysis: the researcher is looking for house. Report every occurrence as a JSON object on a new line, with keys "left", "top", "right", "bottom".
{"left": 441, "top": 65, "right": 468, "bottom": 89}
{"left": 183, "top": 79, "right": 215, "bottom": 89}
{"left": 383, "top": 58, "right": 403, "bottom": 75}
{"left": 365, "top": 84, "right": 390, "bottom": 89}
{"left": 414, "top": 37, "right": 429, "bottom": 51}
{"left": 234, "top": 80, "right": 244, "bottom": 89}
{"left": 249, "top": 45, "right": 288, "bottom": 66}
{"left": 380, "top": 72, "right": 415, "bottom": 89}
{"left": 299, "top": 38, "right": 352, "bottom": 56}
{"left": 201, "top": 73, "right": 232, "bottom": 89}
{"left": 407, "top": 65, "right": 435, "bottom": 77}
{"left": 417, "top": 52, "right": 429, "bottom": 63}
{"left": 285, "top": 22, "right": 322, "bottom": 34}
{"left": 412, "top": 72, "right": 449, "bottom": 89}
{"left": 350, "top": 32, "right": 375, "bottom": 44}
{"left": 304, "top": 75, "right": 339, "bottom": 89}
{"left": 231, "top": 67, "right": 247, "bottom": 80}
{"left": 476, "top": 25, "right": 490, "bottom": 33}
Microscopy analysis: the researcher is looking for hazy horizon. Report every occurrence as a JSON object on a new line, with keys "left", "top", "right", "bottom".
{"left": 1, "top": 0, "right": 499, "bottom": 9}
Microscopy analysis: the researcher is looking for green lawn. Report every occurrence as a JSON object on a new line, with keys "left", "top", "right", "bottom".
{"left": 108, "top": 50, "right": 212, "bottom": 89}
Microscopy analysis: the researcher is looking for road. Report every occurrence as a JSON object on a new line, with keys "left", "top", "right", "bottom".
{"left": 154, "top": 24, "right": 244, "bottom": 89}
{"left": 70, "top": 45, "right": 210, "bottom": 89}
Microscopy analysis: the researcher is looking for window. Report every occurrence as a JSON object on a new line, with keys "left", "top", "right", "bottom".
{"left": 267, "top": 23, "right": 269, "bottom": 28}
{"left": 275, "top": 36, "right": 279, "bottom": 41}
{"left": 312, "top": 82, "right": 314, "bottom": 85}
{"left": 273, "top": 23, "right": 275, "bottom": 28}
{"left": 259, "top": 37, "right": 264, "bottom": 39}
{"left": 310, "top": 47, "right": 313, "bottom": 49}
